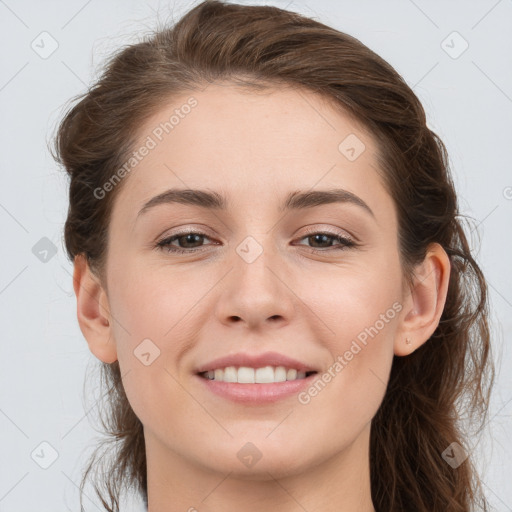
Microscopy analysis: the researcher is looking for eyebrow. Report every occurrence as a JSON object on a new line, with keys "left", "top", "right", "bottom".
{"left": 137, "top": 188, "right": 375, "bottom": 218}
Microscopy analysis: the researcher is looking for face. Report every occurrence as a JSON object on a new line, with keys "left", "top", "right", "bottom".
{"left": 101, "top": 82, "right": 406, "bottom": 479}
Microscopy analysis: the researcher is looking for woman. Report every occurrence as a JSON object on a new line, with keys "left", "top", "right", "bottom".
{"left": 52, "top": 1, "right": 494, "bottom": 510}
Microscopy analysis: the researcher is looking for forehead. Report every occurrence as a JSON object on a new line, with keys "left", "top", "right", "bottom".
{"left": 111, "top": 82, "right": 391, "bottom": 220}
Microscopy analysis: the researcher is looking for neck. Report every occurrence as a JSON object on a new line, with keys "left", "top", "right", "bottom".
{"left": 146, "top": 422, "right": 375, "bottom": 512}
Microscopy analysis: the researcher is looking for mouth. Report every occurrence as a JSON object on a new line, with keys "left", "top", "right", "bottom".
{"left": 194, "top": 351, "right": 320, "bottom": 402}
{"left": 198, "top": 366, "right": 318, "bottom": 384}
{"left": 196, "top": 366, "right": 319, "bottom": 403}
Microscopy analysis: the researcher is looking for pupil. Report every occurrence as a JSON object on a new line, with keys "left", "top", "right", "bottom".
{"left": 312, "top": 234, "right": 329, "bottom": 247}
{"left": 183, "top": 234, "right": 201, "bottom": 247}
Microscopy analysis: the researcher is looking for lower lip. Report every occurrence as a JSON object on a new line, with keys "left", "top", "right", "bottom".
{"left": 196, "top": 373, "right": 317, "bottom": 403}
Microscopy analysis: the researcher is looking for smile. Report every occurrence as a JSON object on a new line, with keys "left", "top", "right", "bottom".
{"left": 199, "top": 365, "right": 317, "bottom": 383}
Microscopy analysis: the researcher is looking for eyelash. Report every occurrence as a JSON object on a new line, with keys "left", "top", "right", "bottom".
{"left": 155, "top": 228, "right": 358, "bottom": 255}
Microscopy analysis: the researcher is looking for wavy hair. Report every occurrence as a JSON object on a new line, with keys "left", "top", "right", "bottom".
{"left": 51, "top": 1, "right": 494, "bottom": 510}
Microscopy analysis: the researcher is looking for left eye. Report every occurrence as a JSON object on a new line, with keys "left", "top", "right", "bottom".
{"left": 297, "top": 232, "right": 356, "bottom": 251}
{"left": 156, "top": 230, "right": 357, "bottom": 254}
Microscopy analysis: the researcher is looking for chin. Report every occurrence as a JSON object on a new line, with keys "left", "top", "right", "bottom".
{"left": 194, "top": 437, "right": 316, "bottom": 480}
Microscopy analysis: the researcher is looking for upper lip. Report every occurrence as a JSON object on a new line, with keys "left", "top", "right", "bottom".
{"left": 195, "top": 351, "right": 318, "bottom": 374}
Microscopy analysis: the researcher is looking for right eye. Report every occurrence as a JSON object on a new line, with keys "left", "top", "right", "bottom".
{"left": 156, "top": 231, "right": 215, "bottom": 254}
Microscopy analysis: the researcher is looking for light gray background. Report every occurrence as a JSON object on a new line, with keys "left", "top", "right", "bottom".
{"left": 0, "top": 0, "right": 511, "bottom": 510}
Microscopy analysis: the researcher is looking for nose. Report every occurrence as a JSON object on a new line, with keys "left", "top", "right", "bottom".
{"left": 214, "top": 239, "right": 297, "bottom": 330}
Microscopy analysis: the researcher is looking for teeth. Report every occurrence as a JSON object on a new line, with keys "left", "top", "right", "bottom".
{"left": 223, "top": 366, "right": 237, "bottom": 383}
{"left": 286, "top": 369, "right": 297, "bottom": 380}
{"left": 255, "top": 366, "right": 273, "bottom": 383}
{"left": 238, "top": 367, "right": 255, "bottom": 383}
{"left": 275, "top": 366, "right": 287, "bottom": 382}
{"left": 202, "top": 365, "right": 313, "bottom": 383}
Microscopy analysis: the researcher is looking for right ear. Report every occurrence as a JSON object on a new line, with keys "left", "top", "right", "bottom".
{"left": 73, "top": 254, "right": 117, "bottom": 363}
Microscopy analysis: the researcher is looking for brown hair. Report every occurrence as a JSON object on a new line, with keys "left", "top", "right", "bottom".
{"left": 51, "top": 1, "right": 494, "bottom": 510}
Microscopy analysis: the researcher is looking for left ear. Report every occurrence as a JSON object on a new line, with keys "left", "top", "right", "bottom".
{"left": 394, "top": 242, "right": 451, "bottom": 356}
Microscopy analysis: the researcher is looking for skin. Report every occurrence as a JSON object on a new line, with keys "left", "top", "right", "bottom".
{"left": 73, "top": 82, "right": 451, "bottom": 512}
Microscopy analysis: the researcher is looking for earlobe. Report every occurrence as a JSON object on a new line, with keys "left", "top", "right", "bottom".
{"left": 394, "top": 243, "right": 451, "bottom": 356}
{"left": 73, "top": 255, "right": 118, "bottom": 363}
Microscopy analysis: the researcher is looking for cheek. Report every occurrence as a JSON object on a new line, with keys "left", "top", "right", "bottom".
{"left": 106, "top": 269, "right": 203, "bottom": 437}
{"left": 107, "top": 258, "right": 206, "bottom": 346}
{"left": 296, "top": 311, "right": 397, "bottom": 446}
{"left": 297, "top": 263, "right": 401, "bottom": 424}
{"left": 104, "top": 263, "right": 198, "bottom": 407}
{"left": 309, "top": 257, "right": 402, "bottom": 344}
